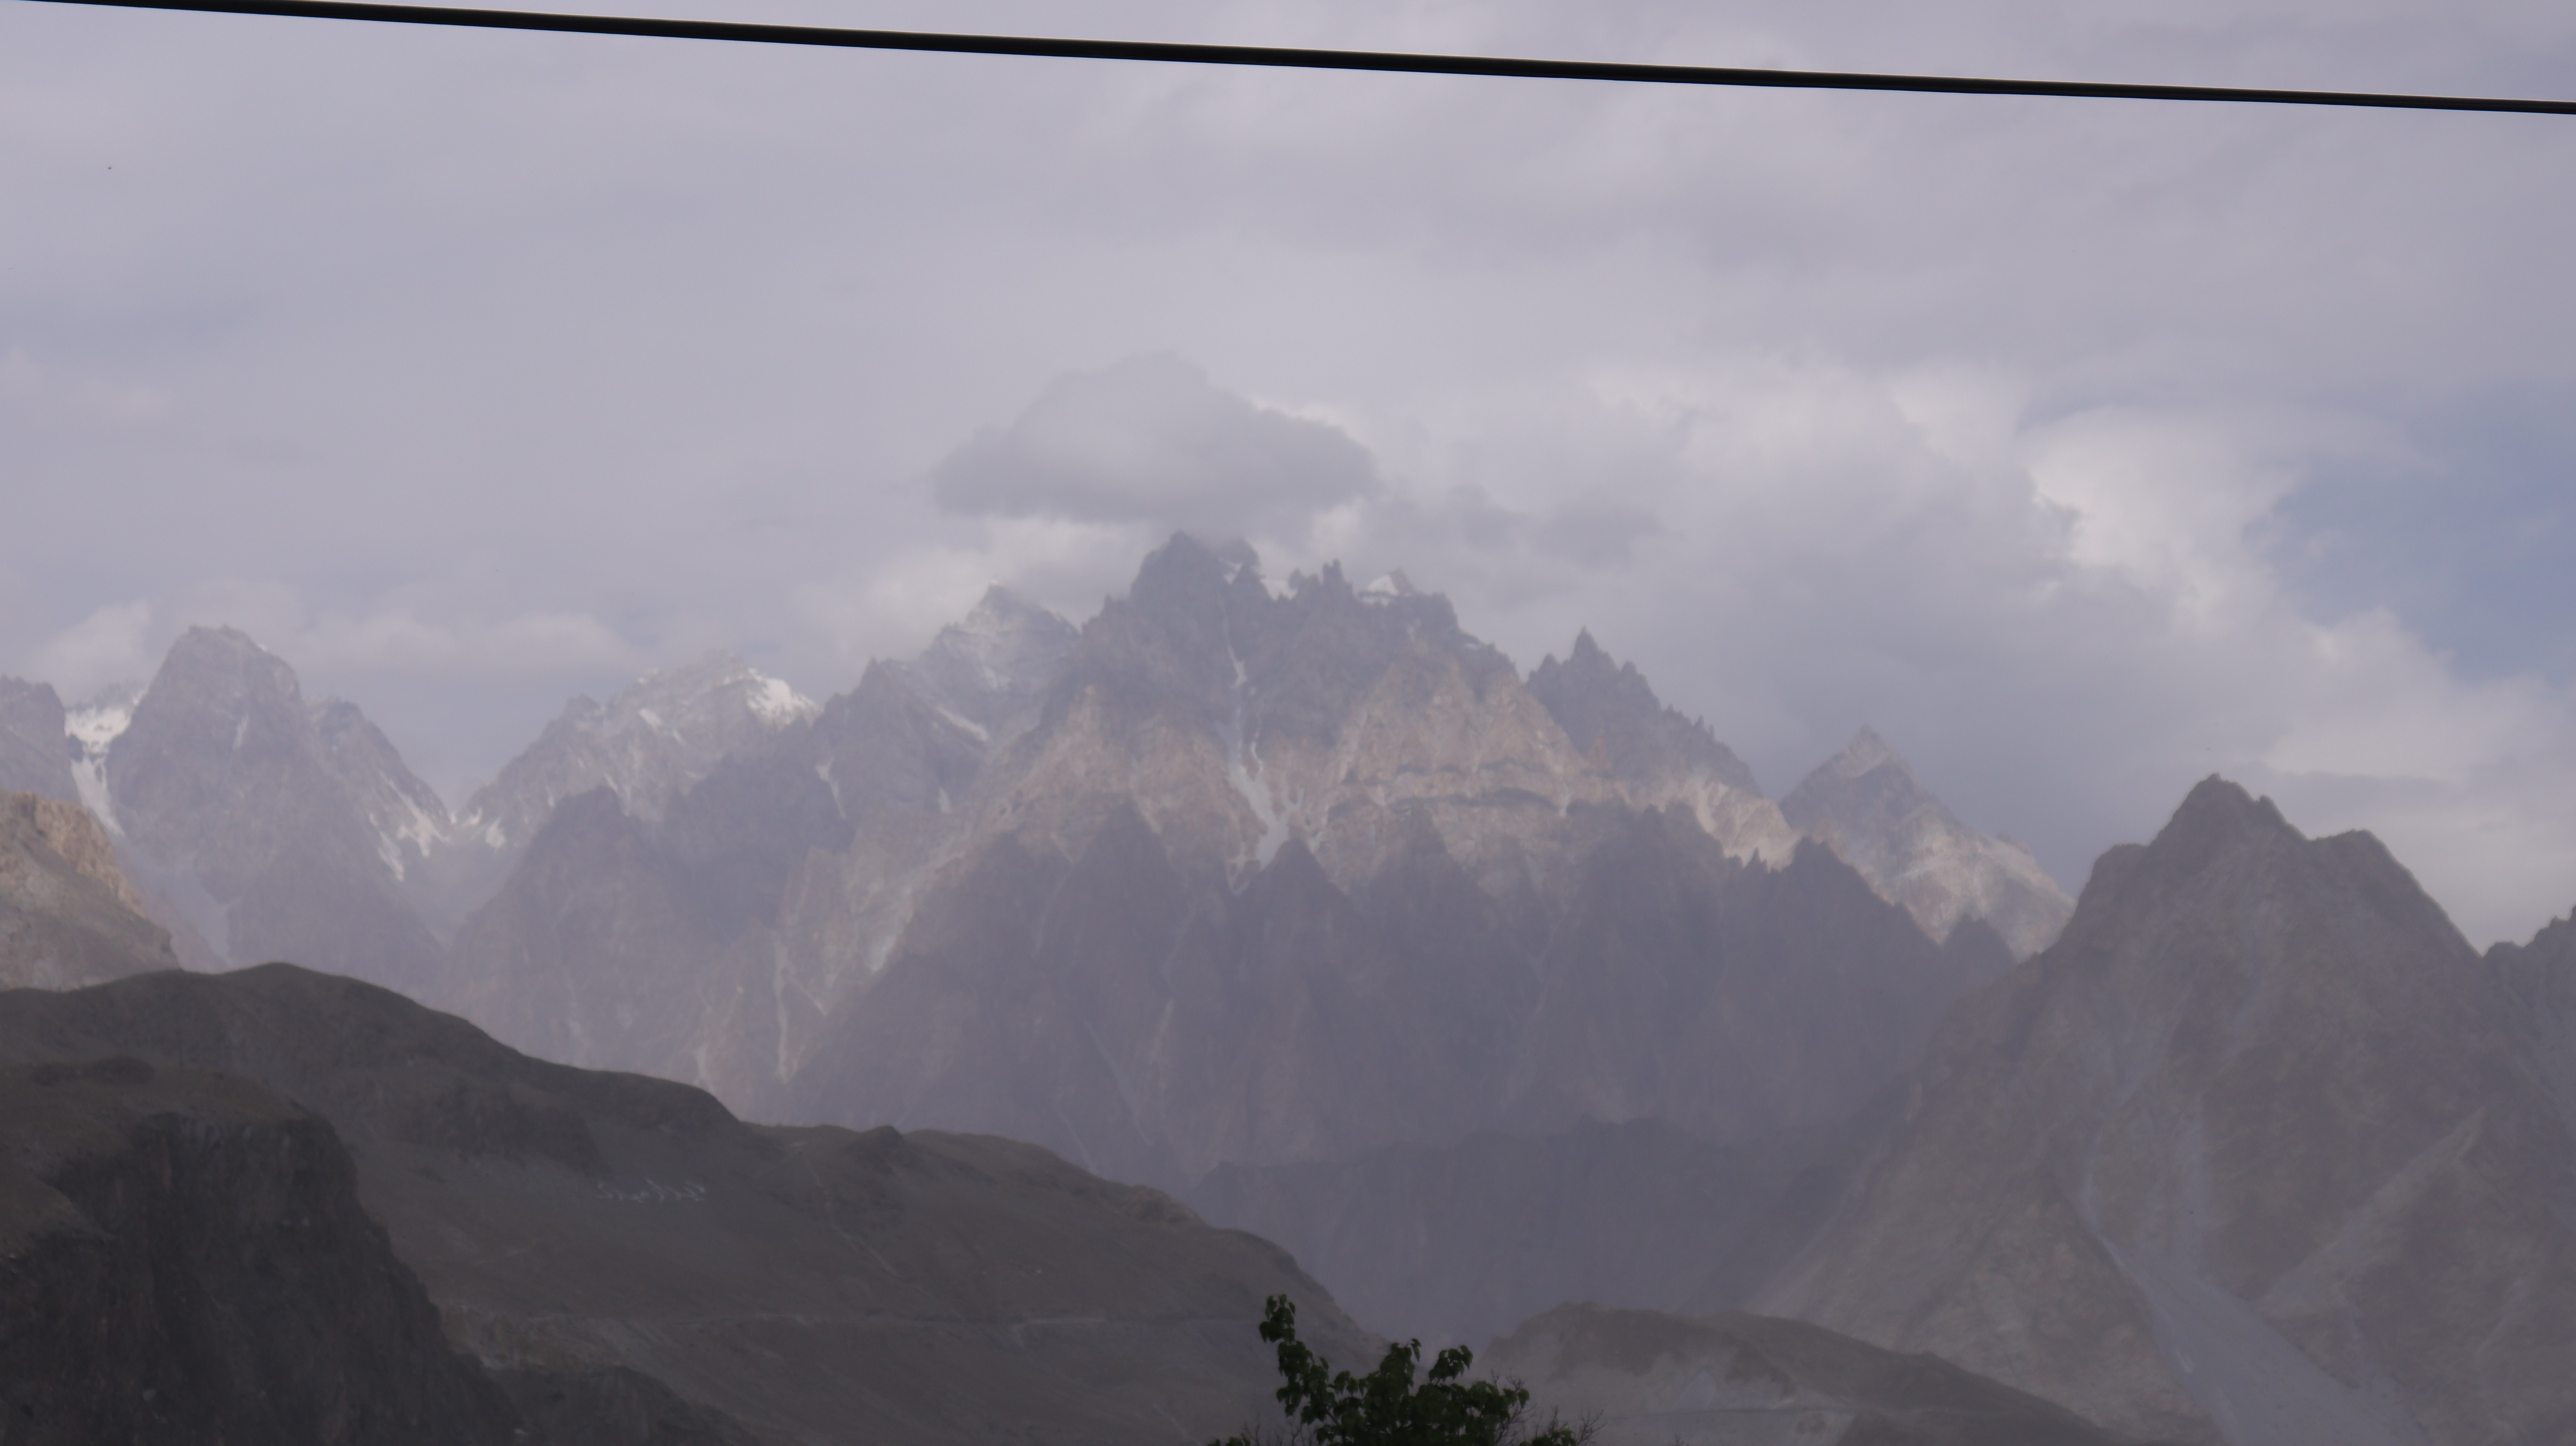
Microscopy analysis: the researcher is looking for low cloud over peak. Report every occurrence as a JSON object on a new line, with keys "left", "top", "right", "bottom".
{"left": 930, "top": 354, "right": 1378, "bottom": 539}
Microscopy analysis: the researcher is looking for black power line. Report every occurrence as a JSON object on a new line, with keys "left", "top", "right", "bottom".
{"left": 27, "top": 0, "right": 2576, "bottom": 117}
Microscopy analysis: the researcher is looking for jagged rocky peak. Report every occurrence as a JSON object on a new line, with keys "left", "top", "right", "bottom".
{"left": 980, "top": 534, "right": 1814, "bottom": 890}
{"left": 459, "top": 648, "right": 817, "bottom": 849}
{"left": 101, "top": 629, "right": 451, "bottom": 874}
{"left": 307, "top": 698, "right": 453, "bottom": 878}
{"left": 1765, "top": 776, "right": 2576, "bottom": 1445}
{"left": 1055, "top": 531, "right": 1279, "bottom": 735}
{"left": 1528, "top": 629, "right": 1762, "bottom": 796}
{"left": 1063, "top": 532, "right": 1500, "bottom": 738}
{"left": 1782, "top": 726, "right": 2072, "bottom": 957}
{"left": 106, "top": 626, "right": 302, "bottom": 820}
{"left": 803, "top": 588, "right": 1076, "bottom": 829}
{"left": 906, "top": 584, "right": 1080, "bottom": 733}
{"left": 1780, "top": 726, "right": 1926, "bottom": 839}
{"left": 53, "top": 627, "right": 447, "bottom": 989}
{"left": 0, "top": 677, "right": 78, "bottom": 802}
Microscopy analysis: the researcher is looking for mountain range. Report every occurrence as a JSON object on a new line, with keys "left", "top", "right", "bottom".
{"left": 0, "top": 538, "right": 2071, "bottom": 1181}
{"left": 9, "top": 532, "right": 2571, "bottom": 1444}
{"left": 0, "top": 782, "right": 2123, "bottom": 1446}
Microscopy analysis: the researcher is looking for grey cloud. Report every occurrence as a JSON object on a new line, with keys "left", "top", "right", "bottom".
{"left": 7, "top": 0, "right": 2576, "bottom": 941}
{"left": 929, "top": 354, "right": 1377, "bottom": 538}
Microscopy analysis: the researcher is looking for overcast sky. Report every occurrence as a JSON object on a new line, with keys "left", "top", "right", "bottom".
{"left": 5, "top": 0, "right": 2575, "bottom": 944}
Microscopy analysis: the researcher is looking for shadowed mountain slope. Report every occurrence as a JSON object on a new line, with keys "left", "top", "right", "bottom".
{"left": 0, "top": 963, "right": 1370, "bottom": 1446}
{"left": 73, "top": 627, "right": 445, "bottom": 990}
{"left": 1183, "top": 1109, "right": 1896, "bottom": 1352}
{"left": 758, "top": 538, "right": 2009, "bottom": 1197}
{"left": 0, "top": 678, "right": 76, "bottom": 801}
{"left": 1527, "top": 630, "right": 1760, "bottom": 793}
{"left": 1763, "top": 778, "right": 2576, "bottom": 1446}
{"left": 1488, "top": 1305, "right": 2141, "bottom": 1446}
{"left": 791, "top": 793, "right": 2004, "bottom": 1191}
{"left": 0, "top": 1057, "right": 529, "bottom": 1446}
{"left": 441, "top": 537, "right": 2011, "bottom": 1197}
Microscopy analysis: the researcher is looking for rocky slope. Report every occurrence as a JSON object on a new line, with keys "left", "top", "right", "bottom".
{"left": 427, "top": 651, "right": 825, "bottom": 932}
{"left": 46, "top": 627, "right": 447, "bottom": 990}
{"left": 0, "top": 1056, "right": 527, "bottom": 1445}
{"left": 1783, "top": 727, "right": 2072, "bottom": 958}
{"left": 0, "top": 678, "right": 76, "bottom": 801}
{"left": 458, "top": 650, "right": 820, "bottom": 858}
{"left": 0, "top": 791, "right": 176, "bottom": 988}
{"left": 5, "top": 541, "right": 2048, "bottom": 1175}
{"left": 2485, "top": 908, "right": 2576, "bottom": 1127}
{"left": 1487, "top": 1305, "right": 2137, "bottom": 1446}
{"left": 431, "top": 589, "right": 1076, "bottom": 1088}
{"left": 437, "top": 537, "right": 2025, "bottom": 1206}
{"left": 1525, "top": 630, "right": 1797, "bottom": 866}
{"left": 1183, "top": 1109, "right": 1892, "bottom": 1350}
{"left": 0, "top": 963, "right": 1371, "bottom": 1446}
{"left": 1762, "top": 778, "right": 2576, "bottom": 1446}
{"left": 755, "top": 539, "right": 2011, "bottom": 1188}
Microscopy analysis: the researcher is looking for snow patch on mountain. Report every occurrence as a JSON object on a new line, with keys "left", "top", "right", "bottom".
{"left": 64, "top": 686, "right": 140, "bottom": 838}
{"left": 458, "top": 649, "right": 822, "bottom": 853}
{"left": 750, "top": 674, "right": 818, "bottom": 726}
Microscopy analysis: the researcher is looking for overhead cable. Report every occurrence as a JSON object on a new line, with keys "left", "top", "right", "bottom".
{"left": 26, "top": 0, "right": 2576, "bottom": 117}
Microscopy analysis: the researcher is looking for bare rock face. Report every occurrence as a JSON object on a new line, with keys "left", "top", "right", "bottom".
{"left": 0, "top": 678, "right": 77, "bottom": 802}
{"left": 792, "top": 588, "right": 1077, "bottom": 841}
{"left": 1508, "top": 823, "right": 2010, "bottom": 1146}
{"left": 1782, "top": 727, "right": 2073, "bottom": 957}
{"left": 456, "top": 650, "right": 820, "bottom": 856}
{"left": 77, "top": 627, "right": 446, "bottom": 991}
{"left": 1485, "top": 1305, "right": 2138, "bottom": 1446}
{"left": 1526, "top": 630, "right": 1798, "bottom": 867}
{"left": 1763, "top": 778, "right": 2576, "bottom": 1446}
{"left": 443, "top": 536, "right": 2014, "bottom": 1219}
{"left": 0, "top": 964, "right": 1373, "bottom": 1446}
{"left": 422, "top": 650, "right": 825, "bottom": 937}
{"left": 2486, "top": 910, "right": 2576, "bottom": 1126}
{"left": 0, "top": 792, "right": 176, "bottom": 989}
{"left": 769, "top": 531, "right": 2014, "bottom": 1192}
{"left": 428, "top": 604, "right": 1073, "bottom": 1095}
{"left": 0, "top": 1057, "right": 522, "bottom": 1445}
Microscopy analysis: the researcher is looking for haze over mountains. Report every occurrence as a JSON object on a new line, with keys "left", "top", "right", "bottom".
{"left": 0, "top": 536, "right": 2072, "bottom": 1160}
{"left": 8, "top": 532, "right": 2574, "bottom": 1445}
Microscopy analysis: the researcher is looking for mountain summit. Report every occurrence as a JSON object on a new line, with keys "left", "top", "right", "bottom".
{"left": 1765, "top": 777, "right": 2576, "bottom": 1444}
{"left": 1784, "top": 726, "right": 2071, "bottom": 956}
{"left": 65, "top": 626, "right": 446, "bottom": 989}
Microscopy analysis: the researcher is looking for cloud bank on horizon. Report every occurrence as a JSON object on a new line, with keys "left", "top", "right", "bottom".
{"left": 3, "top": 0, "right": 2574, "bottom": 945}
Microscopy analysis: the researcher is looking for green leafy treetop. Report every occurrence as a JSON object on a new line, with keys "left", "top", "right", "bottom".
{"left": 1212, "top": 1296, "right": 1594, "bottom": 1446}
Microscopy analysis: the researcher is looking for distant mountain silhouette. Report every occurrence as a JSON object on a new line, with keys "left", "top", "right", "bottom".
{"left": 1764, "top": 778, "right": 2576, "bottom": 1445}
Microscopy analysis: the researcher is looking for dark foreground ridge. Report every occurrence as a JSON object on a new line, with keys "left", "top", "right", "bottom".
{"left": 0, "top": 1057, "right": 525, "bottom": 1445}
{"left": 0, "top": 961, "right": 2137, "bottom": 1446}
{"left": 0, "top": 962, "right": 1372, "bottom": 1445}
